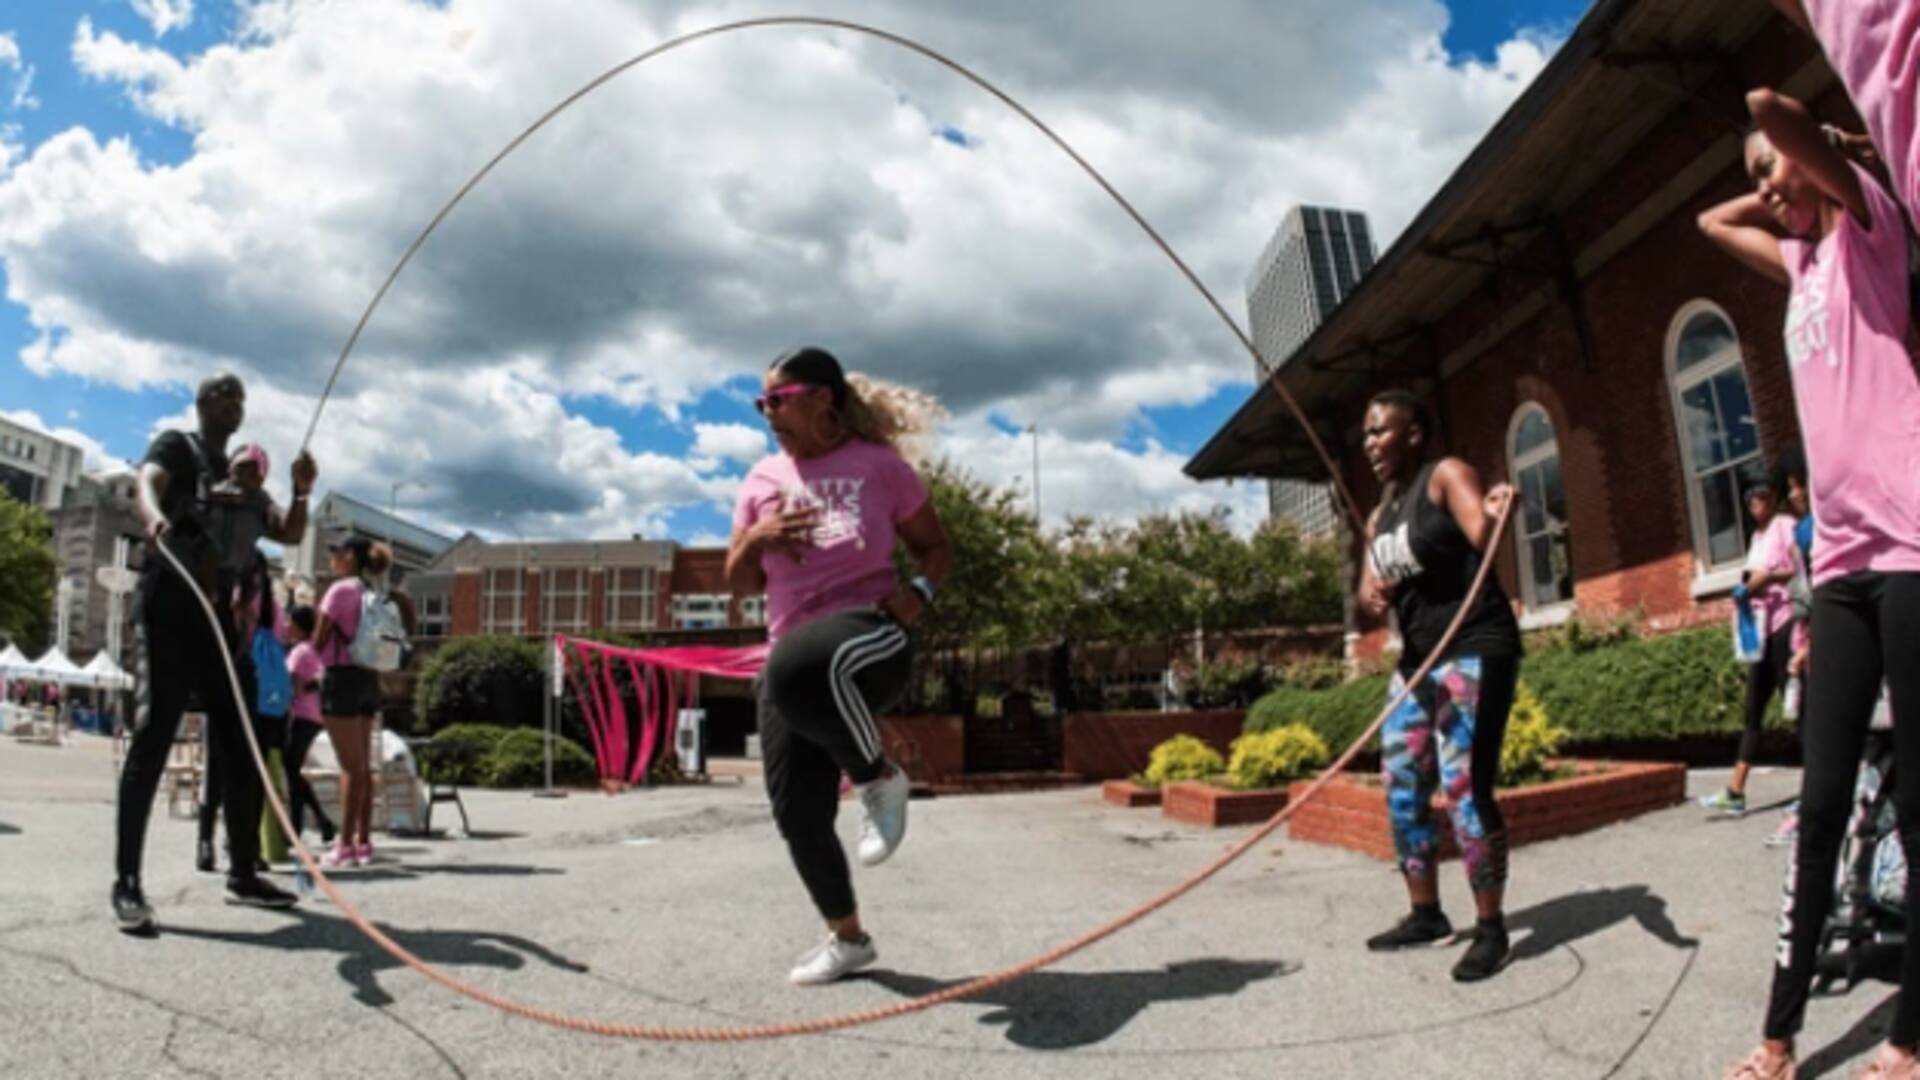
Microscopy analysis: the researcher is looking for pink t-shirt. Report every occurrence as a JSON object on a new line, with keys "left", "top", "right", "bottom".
{"left": 1745, "top": 513, "right": 1800, "bottom": 637}
{"left": 1780, "top": 162, "right": 1920, "bottom": 586}
{"left": 318, "top": 578, "right": 365, "bottom": 667}
{"left": 287, "top": 641, "right": 325, "bottom": 724}
{"left": 732, "top": 439, "right": 930, "bottom": 641}
{"left": 1802, "top": 0, "right": 1920, "bottom": 221}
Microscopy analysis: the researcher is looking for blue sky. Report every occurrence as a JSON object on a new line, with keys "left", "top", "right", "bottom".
{"left": 0, "top": 1, "right": 1591, "bottom": 543}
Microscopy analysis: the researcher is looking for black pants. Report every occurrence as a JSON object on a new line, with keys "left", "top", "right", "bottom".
{"left": 758, "top": 609, "right": 912, "bottom": 921}
{"left": 116, "top": 579, "right": 263, "bottom": 882}
{"left": 1740, "top": 624, "right": 1795, "bottom": 765}
{"left": 1766, "top": 572, "right": 1920, "bottom": 1045}
{"left": 284, "top": 720, "right": 334, "bottom": 839}
{"left": 196, "top": 696, "right": 285, "bottom": 852}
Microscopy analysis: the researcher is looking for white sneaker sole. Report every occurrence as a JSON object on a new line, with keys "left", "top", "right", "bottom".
{"left": 789, "top": 950, "right": 877, "bottom": 986}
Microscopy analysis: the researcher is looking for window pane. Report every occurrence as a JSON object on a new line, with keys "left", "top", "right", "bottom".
{"left": 1547, "top": 529, "right": 1574, "bottom": 603}
{"left": 1714, "top": 371, "right": 1759, "bottom": 463}
{"left": 1540, "top": 455, "right": 1567, "bottom": 525}
{"left": 1519, "top": 465, "right": 1547, "bottom": 535}
{"left": 1514, "top": 410, "right": 1554, "bottom": 458}
{"left": 1676, "top": 312, "right": 1737, "bottom": 373}
{"left": 1681, "top": 382, "right": 1725, "bottom": 469}
{"left": 1701, "top": 469, "right": 1744, "bottom": 565}
{"left": 1527, "top": 535, "right": 1555, "bottom": 601}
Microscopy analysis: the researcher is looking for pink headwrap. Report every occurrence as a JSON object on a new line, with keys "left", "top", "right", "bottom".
{"left": 230, "top": 443, "right": 270, "bottom": 476}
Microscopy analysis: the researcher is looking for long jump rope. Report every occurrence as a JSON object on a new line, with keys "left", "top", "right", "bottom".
{"left": 155, "top": 16, "right": 1513, "bottom": 1041}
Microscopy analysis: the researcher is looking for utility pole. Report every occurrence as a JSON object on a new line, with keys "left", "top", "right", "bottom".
{"left": 1027, "top": 423, "right": 1042, "bottom": 526}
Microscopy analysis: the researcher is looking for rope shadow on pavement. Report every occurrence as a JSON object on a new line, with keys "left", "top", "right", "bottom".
{"left": 863, "top": 957, "right": 1298, "bottom": 1050}
{"left": 313, "top": 862, "right": 566, "bottom": 885}
{"left": 0, "top": 821, "right": 18, "bottom": 835}
{"left": 1505, "top": 884, "right": 1697, "bottom": 964}
{"left": 162, "top": 905, "right": 588, "bottom": 1007}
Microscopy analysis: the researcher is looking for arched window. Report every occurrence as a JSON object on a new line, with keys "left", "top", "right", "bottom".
{"left": 1508, "top": 404, "right": 1574, "bottom": 611}
{"left": 1667, "top": 302, "right": 1766, "bottom": 575}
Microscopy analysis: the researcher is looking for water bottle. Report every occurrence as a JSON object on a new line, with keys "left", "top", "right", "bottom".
{"left": 1784, "top": 675, "right": 1803, "bottom": 721}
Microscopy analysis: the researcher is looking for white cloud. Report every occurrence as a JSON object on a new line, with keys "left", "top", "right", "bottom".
{"left": 689, "top": 422, "right": 768, "bottom": 473}
{"left": 0, "top": 31, "right": 37, "bottom": 112}
{"left": 4, "top": 0, "right": 1556, "bottom": 538}
{"left": 2, "top": 408, "right": 121, "bottom": 471}
{"left": 130, "top": 0, "right": 195, "bottom": 38}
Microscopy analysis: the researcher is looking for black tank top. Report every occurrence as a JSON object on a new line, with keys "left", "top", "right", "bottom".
{"left": 1369, "top": 461, "right": 1521, "bottom": 673}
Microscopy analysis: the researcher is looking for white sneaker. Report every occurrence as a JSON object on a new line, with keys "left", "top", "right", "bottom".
{"left": 788, "top": 933, "right": 877, "bottom": 985}
{"left": 856, "top": 766, "right": 910, "bottom": 867}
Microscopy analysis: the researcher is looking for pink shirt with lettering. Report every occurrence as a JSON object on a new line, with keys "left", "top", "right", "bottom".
{"left": 1779, "top": 162, "right": 1920, "bottom": 586}
{"left": 1745, "top": 513, "right": 1800, "bottom": 638}
{"left": 1801, "top": 0, "right": 1920, "bottom": 219}
{"left": 288, "top": 641, "right": 325, "bottom": 724}
{"left": 732, "top": 439, "right": 930, "bottom": 641}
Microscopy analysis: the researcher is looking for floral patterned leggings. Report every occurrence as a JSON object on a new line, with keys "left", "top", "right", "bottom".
{"left": 1381, "top": 654, "right": 1519, "bottom": 893}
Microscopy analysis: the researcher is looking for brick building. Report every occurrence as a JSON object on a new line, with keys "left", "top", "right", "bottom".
{"left": 415, "top": 534, "right": 765, "bottom": 645}
{"left": 1186, "top": 0, "right": 1848, "bottom": 660}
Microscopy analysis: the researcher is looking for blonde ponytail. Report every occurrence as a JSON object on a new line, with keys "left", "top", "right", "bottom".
{"left": 842, "top": 373, "right": 945, "bottom": 462}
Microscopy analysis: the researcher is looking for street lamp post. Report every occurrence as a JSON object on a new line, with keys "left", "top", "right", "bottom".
{"left": 1026, "top": 423, "right": 1042, "bottom": 527}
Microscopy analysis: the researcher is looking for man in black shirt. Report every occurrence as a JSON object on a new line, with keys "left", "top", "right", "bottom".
{"left": 113, "top": 372, "right": 317, "bottom": 932}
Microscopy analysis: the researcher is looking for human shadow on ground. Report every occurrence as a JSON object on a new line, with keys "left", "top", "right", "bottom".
{"left": 0, "top": 822, "right": 19, "bottom": 835}
{"left": 1505, "top": 884, "right": 1698, "bottom": 964}
{"left": 1802, "top": 993, "right": 1897, "bottom": 1078}
{"left": 163, "top": 905, "right": 587, "bottom": 1007}
{"left": 300, "top": 862, "right": 565, "bottom": 886}
{"left": 864, "top": 957, "right": 1296, "bottom": 1050}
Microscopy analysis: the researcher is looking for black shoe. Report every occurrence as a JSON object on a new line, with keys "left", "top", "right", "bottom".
{"left": 112, "top": 879, "right": 155, "bottom": 934}
{"left": 195, "top": 839, "right": 217, "bottom": 874}
{"left": 254, "top": 858, "right": 271, "bottom": 875}
{"left": 318, "top": 822, "right": 337, "bottom": 845}
{"left": 226, "top": 874, "right": 298, "bottom": 910}
{"left": 1451, "top": 924, "right": 1511, "bottom": 982}
{"left": 1366, "top": 907, "right": 1453, "bottom": 951}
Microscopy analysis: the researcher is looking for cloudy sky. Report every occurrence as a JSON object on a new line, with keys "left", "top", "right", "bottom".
{"left": 0, "top": 0, "right": 1587, "bottom": 546}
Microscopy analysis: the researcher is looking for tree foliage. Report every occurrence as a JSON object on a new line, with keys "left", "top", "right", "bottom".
{"left": 0, "top": 496, "right": 56, "bottom": 652}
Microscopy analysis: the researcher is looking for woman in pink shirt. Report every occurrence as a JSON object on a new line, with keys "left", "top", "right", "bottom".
{"left": 1771, "top": 0, "right": 1920, "bottom": 222}
{"left": 281, "top": 605, "right": 336, "bottom": 847}
{"left": 314, "top": 537, "right": 392, "bottom": 869}
{"left": 1701, "top": 87, "right": 1920, "bottom": 1080}
{"left": 726, "top": 346, "right": 953, "bottom": 987}
{"left": 1699, "top": 481, "right": 1800, "bottom": 816}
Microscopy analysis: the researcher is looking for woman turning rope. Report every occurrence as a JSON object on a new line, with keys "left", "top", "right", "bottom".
{"left": 727, "top": 346, "right": 952, "bottom": 986}
{"left": 1356, "top": 390, "right": 1522, "bottom": 983}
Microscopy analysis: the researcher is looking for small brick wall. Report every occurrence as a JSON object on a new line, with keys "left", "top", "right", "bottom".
{"left": 1286, "top": 760, "right": 1686, "bottom": 861}
{"left": 877, "top": 716, "right": 964, "bottom": 784}
{"left": 1060, "top": 710, "right": 1247, "bottom": 781}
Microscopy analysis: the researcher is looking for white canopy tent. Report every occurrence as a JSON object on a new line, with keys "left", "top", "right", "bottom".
{"left": 27, "top": 648, "right": 91, "bottom": 687}
{"left": 80, "top": 652, "right": 135, "bottom": 692}
{"left": 0, "top": 644, "right": 31, "bottom": 678}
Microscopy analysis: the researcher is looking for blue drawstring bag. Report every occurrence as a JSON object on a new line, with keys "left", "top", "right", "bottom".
{"left": 251, "top": 627, "right": 294, "bottom": 718}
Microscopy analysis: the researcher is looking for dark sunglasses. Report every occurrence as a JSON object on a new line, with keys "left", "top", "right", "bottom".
{"left": 754, "top": 384, "right": 819, "bottom": 415}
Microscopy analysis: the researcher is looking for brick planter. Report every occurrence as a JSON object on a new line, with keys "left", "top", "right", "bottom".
{"left": 1161, "top": 779, "right": 1290, "bottom": 827}
{"left": 1101, "top": 780, "right": 1162, "bottom": 808}
{"left": 1285, "top": 760, "right": 1687, "bottom": 861}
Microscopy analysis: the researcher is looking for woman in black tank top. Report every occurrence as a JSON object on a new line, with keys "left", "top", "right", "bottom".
{"left": 1358, "top": 390, "right": 1523, "bottom": 983}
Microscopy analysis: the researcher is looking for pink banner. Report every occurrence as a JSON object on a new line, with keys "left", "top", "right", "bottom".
{"left": 555, "top": 636, "right": 769, "bottom": 788}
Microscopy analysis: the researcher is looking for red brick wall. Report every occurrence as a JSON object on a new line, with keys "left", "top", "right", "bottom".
{"left": 671, "top": 547, "right": 746, "bottom": 626}
{"left": 876, "top": 716, "right": 964, "bottom": 783}
{"left": 451, "top": 571, "right": 482, "bottom": 636}
{"left": 523, "top": 571, "right": 542, "bottom": 637}
{"left": 1061, "top": 710, "right": 1247, "bottom": 781}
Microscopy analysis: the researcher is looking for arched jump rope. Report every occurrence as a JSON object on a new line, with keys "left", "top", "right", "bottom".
{"left": 155, "top": 16, "right": 1514, "bottom": 1041}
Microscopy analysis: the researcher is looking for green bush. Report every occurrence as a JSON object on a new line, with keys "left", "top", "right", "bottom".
{"left": 423, "top": 724, "right": 511, "bottom": 785}
{"left": 1226, "top": 724, "right": 1330, "bottom": 790}
{"left": 1245, "top": 626, "right": 1761, "bottom": 753}
{"left": 415, "top": 636, "right": 545, "bottom": 734}
{"left": 1280, "top": 655, "right": 1347, "bottom": 691}
{"left": 1499, "top": 683, "right": 1568, "bottom": 786}
{"left": 480, "top": 727, "right": 598, "bottom": 788}
{"left": 1142, "top": 734, "right": 1225, "bottom": 787}
{"left": 1182, "top": 654, "right": 1275, "bottom": 709}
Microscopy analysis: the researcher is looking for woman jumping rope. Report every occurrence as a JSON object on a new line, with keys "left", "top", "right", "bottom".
{"left": 1355, "top": 389, "right": 1523, "bottom": 983}
{"left": 1700, "top": 86, "right": 1920, "bottom": 1080}
{"left": 726, "top": 346, "right": 953, "bottom": 986}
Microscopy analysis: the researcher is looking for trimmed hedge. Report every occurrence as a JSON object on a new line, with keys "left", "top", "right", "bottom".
{"left": 425, "top": 723, "right": 596, "bottom": 788}
{"left": 1247, "top": 625, "right": 1771, "bottom": 751}
{"left": 415, "top": 636, "right": 545, "bottom": 734}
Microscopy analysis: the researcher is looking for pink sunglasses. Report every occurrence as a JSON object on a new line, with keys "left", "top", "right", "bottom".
{"left": 754, "top": 384, "right": 820, "bottom": 415}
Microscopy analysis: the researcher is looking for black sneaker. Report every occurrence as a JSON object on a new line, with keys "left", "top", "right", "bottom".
{"left": 226, "top": 874, "right": 297, "bottom": 910}
{"left": 112, "top": 879, "right": 155, "bottom": 934}
{"left": 195, "top": 839, "right": 217, "bottom": 874}
{"left": 1366, "top": 907, "right": 1453, "bottom": 951}
{"left": 1451, "top": 924, "right": 1510, "bottom": 982}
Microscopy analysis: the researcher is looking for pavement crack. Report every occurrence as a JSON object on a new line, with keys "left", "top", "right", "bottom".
{"left": 0, "top": 941, "right": 272, "bottom": 1049}
{"left": 377, "top": 1007, "right": 470, "bottom": 1079}
{"left": 161, "top": 1014, "right": 220, "bottom": 1080}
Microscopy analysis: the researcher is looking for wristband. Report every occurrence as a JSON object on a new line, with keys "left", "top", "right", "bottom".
{"left": 907, "top": 575, "right": 936, "bottom": 606}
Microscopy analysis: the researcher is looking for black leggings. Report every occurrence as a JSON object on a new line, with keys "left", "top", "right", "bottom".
{"left": 117, "top": 582, "right": 262, "bottom": 881}
{"left": 1739, "top": 624, "right": 1794, "bottom": 766}
{"left": 758, "top": 608, "right": 912, "bottom": 921}
{"left": 1766, "top": 572, "right": 1920, "bottom": 1045}
{"left": 197, "top": 705, "right": 285, "bottom": 851}
{"left": 284, "top": 720, "right": 334, "bottom": 839}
